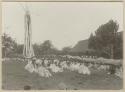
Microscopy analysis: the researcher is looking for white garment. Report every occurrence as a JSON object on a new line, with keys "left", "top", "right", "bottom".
{"left": 78, "top": 64, "right": 91, "bottom": 75}
{"left": 37, "top": 66, "right": 52, "bottom": 78}
{"left": 69, "top": 63, "right": 80, "bottom": 71}
{"left": 44, "top": 59, "right": 49, "bottom": 66}
{"left": 25, "top": 61, "right": 35, "bottom": 73}
{"left": 69, "top": 63, "right": 75, "bottom": 71}
{"left": 35, "top": 59, "right": 42, "bottom": 65}
{"left": 54, "top": 59, "right": 59, "bottom": 65}
{"left": 98, "top": 65, "right": 109, "bottom": 70}
{"left": 49, "top": 64, "right": 63, "bottom": 73}
{"left": 25, "top": 60, "right": 52, "bottom": 78}
{"left": 88, "top": 63, "right": 93, "bottom": 68}
{"left": 60, "top": 61, "right": 68, "bottom": 69}
{"left": 115, "top": 67, "right": 123, "bottom": 79}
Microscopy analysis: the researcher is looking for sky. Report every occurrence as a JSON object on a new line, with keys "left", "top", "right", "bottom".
{"left": 2, "top": 2, "right": 123, "bottom": 50}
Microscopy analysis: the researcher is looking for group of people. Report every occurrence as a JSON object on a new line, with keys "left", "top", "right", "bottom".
{"left": 25, "top": 57, "right": 91, "bottom": 78}
{"left": 24, "top": 56, "right": 122, "bottom": 78}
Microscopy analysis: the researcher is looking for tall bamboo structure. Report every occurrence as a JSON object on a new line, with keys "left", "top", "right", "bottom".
{"left": 23, "top": 9, "right": 35, "bottom": 59}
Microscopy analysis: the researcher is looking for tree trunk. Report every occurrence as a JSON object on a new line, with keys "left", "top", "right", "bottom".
{"left": 110, "top": 44, "right": 114, "bottom": 59}
{"left": 109, "top": 44, "right": 116, "bottom": 74}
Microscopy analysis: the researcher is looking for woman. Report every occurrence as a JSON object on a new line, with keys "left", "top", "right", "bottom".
{"left": 78, "top": 63, "right": 91, "bottom": 75}
{"left": 24, "top": 57, "right": 36, "bottom": 73}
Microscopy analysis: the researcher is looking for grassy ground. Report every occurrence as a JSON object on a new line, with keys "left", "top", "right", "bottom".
{"left": 2, "top": 59, "right": 123, "bottom": 90}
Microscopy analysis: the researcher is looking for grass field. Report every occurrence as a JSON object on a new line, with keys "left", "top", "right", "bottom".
{"left": 2, "top": 59, "right": 123, "bottom": 90}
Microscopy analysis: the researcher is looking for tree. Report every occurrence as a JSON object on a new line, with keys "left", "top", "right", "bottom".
{"left": 2, "top": 33, "right": 17, "bottom": 57}
{"left": 88, "top": 33, "right": 96, "bottom": 49}
{"left": 33, "top": 43, "right": 41, "bottom": 57}
{"left": 88, "top": 20, "right": 119, "bottom": 59}
{"left": 40, "top": 40, "right": 54, "bottom": 55}
{"left": 114, "top": 31, "right": 123, "bottom": 59}
{"left": 14, "top": 44, "right": 23, "bottom": 54}
{"left": 62, "top": 46, "right": 72, "bottom": 54}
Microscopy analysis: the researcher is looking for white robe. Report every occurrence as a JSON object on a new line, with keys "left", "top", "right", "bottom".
{"left": 25, "top": 61, "right": 35, "bottom": 73}
{"left": 78, "top": 64, "right": 91, "bottom": 75}
{"left": 60, "top": 61, "right": 68, "bottom": 69}
{"left": 69, "top": 63, "right": 80, "bottom": 71}
{"left": 49, "top": 64, "right": 63, "bottom": 73}
{"left": 37, "top": 66, "right": 52, "bottom": 78}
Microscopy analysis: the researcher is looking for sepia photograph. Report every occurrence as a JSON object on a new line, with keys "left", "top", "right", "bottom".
{"left": 2, "top": 1, "right": 123, "bottom": 90}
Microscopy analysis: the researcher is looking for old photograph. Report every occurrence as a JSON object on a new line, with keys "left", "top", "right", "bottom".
{"left": 2, "top": 1, "right": 123, "bottom": 90}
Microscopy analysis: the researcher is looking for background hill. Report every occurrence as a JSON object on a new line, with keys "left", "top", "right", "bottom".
{"left": 71, "top": 31, "right": 123, "bottom": 54}
{"left": 71, "top": 39, "right": 90, "bottom": 53}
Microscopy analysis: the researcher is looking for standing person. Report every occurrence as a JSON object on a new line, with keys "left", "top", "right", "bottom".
{"left": 31, "top": 57, "right": 37, "bottom": 69}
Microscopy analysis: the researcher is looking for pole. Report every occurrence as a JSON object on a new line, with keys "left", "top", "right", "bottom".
{"left": 23, "top": 8, "right": 35, "bottom": 60}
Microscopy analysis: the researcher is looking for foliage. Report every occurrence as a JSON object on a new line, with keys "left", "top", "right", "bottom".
{"left": 62, "top": 46, "right": 72, "bottom": 55}
{"left": 40, "top": 40, "right": 54, "bottom": 55}
{"left": 33, "top": 40, "right": 61, "bottom": 57}
{"left": 2, "top": 33, "right": 17, "bottom": 57}
{"left": 2, "top": 20, "right": 123, "bottom": 59}
{"left": 88, "top": 20, "right": 122, "bottom": 59}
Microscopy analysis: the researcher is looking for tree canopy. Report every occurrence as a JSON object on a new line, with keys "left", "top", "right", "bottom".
{"left": 2, "top": 33, "right": 17, "bottom": 57}
{"left": 88, "top": 20, "right": 122, "bottom": 59}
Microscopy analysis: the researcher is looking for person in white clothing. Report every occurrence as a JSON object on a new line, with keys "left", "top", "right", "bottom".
{"left": 78, "top": 63, "right": 91, "bottom": 75}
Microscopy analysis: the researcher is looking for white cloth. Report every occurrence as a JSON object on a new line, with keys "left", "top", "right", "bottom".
{"left": 25, "top": 61, "right": 35, "bottom": 73}
{"left": 35, "top": 59, "right": 42, "bottom": 65}
{"left": 78, "top": 64, "right": 91, "bottom": 75}
{"left": 44, "top": 59, "right": 49, "bottom": 66}
{"left": 115, "top": 67, "right": 123, "bottom": 79}
{"left": 88, "top": 63, "right": 93, "bottom": 68}
{"left": 25, "top": 60, "right": 52, "bottom": 78}
{"left": 37, "top": 66, "right": 52, "bottom": 78}
{"left": 98, "top": 65, "right": 109, "bottom": 70}
{"left": 54, "top": 59, "right": 59, "bottom": 65}
{"left": 69, "top": 63, "right": 80, "bottom": 71}
{"left": 49, "top": 64, "right": 63, "bottom": 73}
{"left": 60, "top": 61, "right": 68, "bottom": 69}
